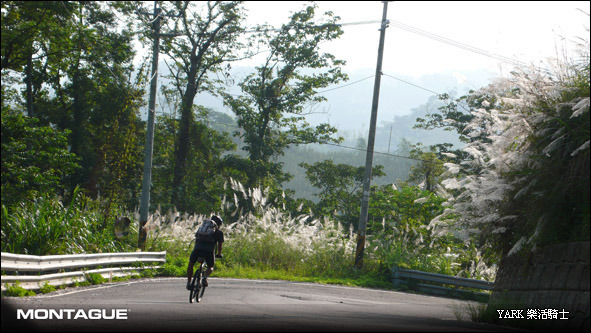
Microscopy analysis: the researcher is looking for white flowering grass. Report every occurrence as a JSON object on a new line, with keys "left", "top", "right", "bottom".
{"left": 140, "top": 178, "right": 358, "bottom": 278}
{"left": 434, "top": 46, "right": 590, "bottom": 256}
{"left": 141, "top": 177, "right": 498, "bottom": 283}
{"left": 220, "top": 179, "right": 357, "bottom": 276}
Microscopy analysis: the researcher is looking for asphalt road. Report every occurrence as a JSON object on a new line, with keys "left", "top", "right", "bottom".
{"left": 1, "top": 277, "right": 522, "bottom": 332}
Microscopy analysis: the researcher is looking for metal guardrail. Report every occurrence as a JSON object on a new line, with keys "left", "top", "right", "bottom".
{"left": 391, "top": 267, "right": 494, "bottom": 301}
{"left": 1, "top": 251, "right": 166, "bottom": 291}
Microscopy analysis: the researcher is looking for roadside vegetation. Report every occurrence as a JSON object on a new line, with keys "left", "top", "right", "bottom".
{"left": 1, "top": 5, "right": 588, "bottom": 331}
{"left": 1, "top": 177, "right": 495, "bottom": 295}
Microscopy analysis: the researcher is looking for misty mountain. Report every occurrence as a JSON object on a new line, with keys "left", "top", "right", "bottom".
{"left": 150, "top": 65, "right": 497, "bottom": 200}
{"left": 187, "top": 66, "right": 493, "bottom": 147}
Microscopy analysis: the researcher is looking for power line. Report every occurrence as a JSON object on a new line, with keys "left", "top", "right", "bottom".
{"left": 221, "top": 74, "right": 376, "bottom": 100}
{"left": 186, "top": 116, "right": 424, "bottom": 162}
{"left": 382, "top": 73, "right": 443, "bottom": 96}
{"left": 322, "top": 142, "right": 422, "bottom": 162}
{"left": 317, "top": 75, "right": 375, "bottom": 94}
{"left": 241, "top": 20, "right": 382, "bottom": 33}
{"left": 220, "top": 71, "right": 443, "bottom": 100}
{"left": 389, "top": 20, "right": 530, "bottom": 68}
{"left": 135, "top": 2, "right": 535, "bottom": 71}
{"left": 241, "top": 17, "right": 533, "bottom": 69}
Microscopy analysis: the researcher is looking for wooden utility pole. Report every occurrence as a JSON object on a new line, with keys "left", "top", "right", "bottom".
{"left": 355, "top": 1, "right": 390, "bottom": 268}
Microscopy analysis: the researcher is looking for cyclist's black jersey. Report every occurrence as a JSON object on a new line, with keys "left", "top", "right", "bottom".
{"left": 195, "top": 229, "right": 224, "bottom": 253}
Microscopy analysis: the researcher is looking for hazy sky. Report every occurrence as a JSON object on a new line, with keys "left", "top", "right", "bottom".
{"left": 242, "top": 1, "right": 590, "bottom": 77}
{"left": 164, "top": 1, "right": 590, "bottom": 132}
{"left": 208, "top": 1, "right": 589, "bottom": 132}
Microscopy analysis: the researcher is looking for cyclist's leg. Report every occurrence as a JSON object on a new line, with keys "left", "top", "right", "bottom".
{"left": 205, "top": 251, "right": 215, "bottom": 277}
{"left": 187, "top": 247, "right": 200, "bottom": 289}
{"left": 202, "top": 251, "right": 215, "bottom": 286}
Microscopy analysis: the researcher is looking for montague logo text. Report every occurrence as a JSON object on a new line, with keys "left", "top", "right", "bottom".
{"left": 17, "top": 309, "right": 128, "bottom": 320}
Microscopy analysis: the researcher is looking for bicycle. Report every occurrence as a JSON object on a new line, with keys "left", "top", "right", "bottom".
{"left": 188, "top": 254, "right": 222, "bottom": 303}
{"left": 189, "top": 258, "right": 207, "bottom": 303}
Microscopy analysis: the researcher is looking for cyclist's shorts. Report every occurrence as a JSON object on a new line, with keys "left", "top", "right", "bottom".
{"left": 190, "top": 248, "right": 215, "bottom": 268}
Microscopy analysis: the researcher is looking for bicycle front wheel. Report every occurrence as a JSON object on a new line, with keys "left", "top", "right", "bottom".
{"left": 189, "top": 268, "right": 201, "bottom": 303}
{"left": 198, "top": 281, "right": 206, "bottom": 301}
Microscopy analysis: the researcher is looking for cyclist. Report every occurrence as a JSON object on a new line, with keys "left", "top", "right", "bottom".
{"left": 187, "top": 215, "right": 224, "bottom": 290}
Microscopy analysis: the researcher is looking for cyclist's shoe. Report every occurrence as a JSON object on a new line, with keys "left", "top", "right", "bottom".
{"left": 186, "top": 282, "right": 192, "bottom": 290}
{"left": 202, "top": 278, "right": 208, "bottom": 287}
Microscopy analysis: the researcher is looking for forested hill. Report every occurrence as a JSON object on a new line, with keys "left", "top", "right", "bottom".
{"left": 201, "top": 92, "right": 464, "bottom": 201}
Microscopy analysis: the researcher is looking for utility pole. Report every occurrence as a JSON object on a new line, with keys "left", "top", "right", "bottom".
{"left": 138, "top": 1, "right": 161, "bottom": 251}
{"left": 355, "top": 1, "right": 390, "bottom": 268}
{"left": 387, "top": 124, "right": 393, "bottom": 154}
{"left": 138, "top": 2, "right": 180, "bottom": 251}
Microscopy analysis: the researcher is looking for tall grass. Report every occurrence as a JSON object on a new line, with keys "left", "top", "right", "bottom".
{"left": 1, "top": 187, "right": 136, "bottom": 255}
{"left": 2, "top": 178, "right": 496, "bottom": 286}
{"left": 148, "top": 178, "right": 497, "bottom": 285}
{"left": 138, "top": 179, "right": 360, "bottom": 280}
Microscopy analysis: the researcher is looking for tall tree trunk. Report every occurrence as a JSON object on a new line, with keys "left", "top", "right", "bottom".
{"left": 171, "top": 60, "right": 199, "bottom": 211}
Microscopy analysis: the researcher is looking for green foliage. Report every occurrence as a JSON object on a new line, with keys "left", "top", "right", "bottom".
{"left": 1, "top": 1, "right": 77, "bottom": 73}
{"left": 223, "top": 4, "right": 347, "bottom": 189}
{"left": 300, "top": 160, "right": 385, "bottom": 229}
{"left": 363, "top": 184, "right": 486, "bottom": 277}
{"left": 159, "top": 254, "right": 190, "bottom": 277}
{"left": 407, "top": 144, "right": 445, "bottom": 192}
{"left": 1, "top": 110, "right": 80, "bottom": 208}
{"left": 151, "top": 110, "right": 237, "bottom": 214}
{"left": 429, "top": 47, "right": 589, "bottom": 256}
{"left": 2, "top": 1, "right": 145, "bottom": 214}
{"left": 296, "top": 154, "right": 495, "bottom": 279}
{"left": 4, "top": 281, "right": 36, "bottom": 297}
{"left": 1, "top": 187, "right": 136, "bottom": 255}
{"left": 506, "top": 63, "right": 590, "bottom": 248}
{"left": 86, "top": 273, "right": 106, "bottom": 285}
{"left": 368, "top": 185, "right": 445, "bottom": 235}
{"left": 156, "top": 1, "right": 246, "bottom": 211}
{"left": 414, "top": 92, "right": 498, "bottom": 144}
{"left": 39, "top": 281, "right": 56, "bottom": 294}
{"left": 148, "top": 181, "right": 493, "bottom": 291}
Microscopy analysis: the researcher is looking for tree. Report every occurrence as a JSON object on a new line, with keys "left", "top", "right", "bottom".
{"left": 368, "top": 184, "right": 446, "bottom": 241}
{"left": 407, "top": 144, "right": 445, "bottom": 193}
{"left": 2, "top": 1, "right": 145, "bottom": 216}
{"left": 150, "top": 107, "right": 237, "bottom": 214}
{"left": 156, "top": 1, "right": 245, "bottom": 212}
{"left": 223, "top": 4, "right": 348, "bottom": 190}
{"left": 1, "top": 108, "right": 80, "bottom": 208}
{"left": 301, "top": 160, "right": 384, "bottom": 229}
{"left": 64, "top": 2, "right": 144, "bottom": 200}
{"left": 1, "top": 1, "right": 77, "bottom": 117}
{"left": 414, "top": 92, "right": 498, "bottom": 144}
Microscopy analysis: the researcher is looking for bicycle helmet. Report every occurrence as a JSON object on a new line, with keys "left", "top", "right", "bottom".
{"left": 211, "top": 215, "right": 223, "bottom": 226}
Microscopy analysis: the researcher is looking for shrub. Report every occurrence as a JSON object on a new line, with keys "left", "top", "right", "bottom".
{"left": 4, "top": 281, "right": 35, "bottom": 297}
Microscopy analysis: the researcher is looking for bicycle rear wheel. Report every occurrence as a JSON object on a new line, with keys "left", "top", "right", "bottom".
{"left": 189, "top": 266, "right": 201, "bottom": 303}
